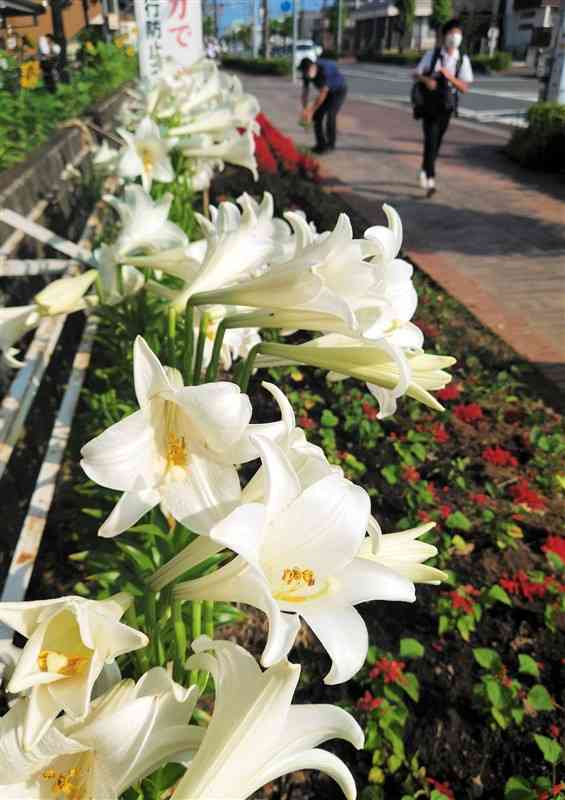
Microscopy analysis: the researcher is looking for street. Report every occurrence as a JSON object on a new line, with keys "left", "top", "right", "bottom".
{"left": 339, "top": 63, "right": 540, "bottom": 127}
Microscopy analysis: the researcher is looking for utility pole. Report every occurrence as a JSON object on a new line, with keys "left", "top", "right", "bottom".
{"left": 336, "top": 0, "right": 343, "bottom": 55}
{"left": 252, "top": 0, "right": 258, "bottom": 56}
{"left": 548, "top": 0, "right": 565, "bottom": 102}
{"left": 292, "top": 0, "right": 298, "bottom": 83}
{"left": 214, "top": 0, "right": 219, "bottom": 37}
{"left": 261, "top": 0, "right": 270, "bottom": 57}
{"left": 50, "top": 0, "right": 68, "bottom": 82}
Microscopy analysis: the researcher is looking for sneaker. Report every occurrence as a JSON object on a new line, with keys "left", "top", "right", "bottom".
{"left": 419, "top": 170, "right": 428, "bottom": 189}
{"left": 426, "top": 178, "right": 436, "bottom": 198}
{"left": 312, "top": 145, "right": 327, "bottom": 154}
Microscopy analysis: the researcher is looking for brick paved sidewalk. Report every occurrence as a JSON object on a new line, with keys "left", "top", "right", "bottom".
{"left": 242, "top": 74, "right": 565, "bottom": 393}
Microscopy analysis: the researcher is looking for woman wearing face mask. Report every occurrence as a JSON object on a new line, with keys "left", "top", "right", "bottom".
{"left": 414, "top": 19, "right": 473, "bottom": 197}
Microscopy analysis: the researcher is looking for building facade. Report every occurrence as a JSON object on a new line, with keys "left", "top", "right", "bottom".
{"left": 353, "top": 0, "right": 435, "bottom": 54}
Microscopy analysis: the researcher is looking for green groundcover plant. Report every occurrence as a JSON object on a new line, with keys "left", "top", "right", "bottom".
{"left": 0, "top": 39, "right": 136, "bottom": 173}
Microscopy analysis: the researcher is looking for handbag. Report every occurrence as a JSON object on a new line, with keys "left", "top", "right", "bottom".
{"left": 411, "top": 48, "right": 462, "bottom": 119}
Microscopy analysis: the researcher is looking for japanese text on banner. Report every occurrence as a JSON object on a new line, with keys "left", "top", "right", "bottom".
{"left": 135, "top": 0, "right": 203, "bottom": 81}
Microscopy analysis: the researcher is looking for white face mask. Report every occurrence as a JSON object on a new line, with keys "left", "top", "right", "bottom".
{"left": 445, "top": 32, "right": 463, "bottom": 49}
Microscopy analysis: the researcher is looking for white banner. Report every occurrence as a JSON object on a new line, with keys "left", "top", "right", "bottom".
{"left": 135, "top": 0, "right": 204, "bottom": 82}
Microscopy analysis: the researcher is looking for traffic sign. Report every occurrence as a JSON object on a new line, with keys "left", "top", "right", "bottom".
{"left": 281, "top": 1, "right": 291, "bottom": 11}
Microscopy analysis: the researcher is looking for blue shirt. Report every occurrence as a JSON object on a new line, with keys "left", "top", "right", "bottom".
{"left": 306, "top": 59, "right": 346, "bottom": 92}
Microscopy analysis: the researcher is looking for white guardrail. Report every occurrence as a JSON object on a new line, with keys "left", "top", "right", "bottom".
{"left": 0, "top": 167, "right": 115, "bottom": 652}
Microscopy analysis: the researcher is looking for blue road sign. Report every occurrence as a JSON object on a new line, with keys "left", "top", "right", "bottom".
{"left": 281, "top": 0, "right": 291, "bottom": 11}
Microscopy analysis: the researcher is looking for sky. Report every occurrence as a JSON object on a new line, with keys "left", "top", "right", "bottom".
{"left": 216, "top": 0, "right": 326, "bottom": 34}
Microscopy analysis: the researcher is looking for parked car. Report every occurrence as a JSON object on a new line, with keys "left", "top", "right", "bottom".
{"left": 294, "top": 40, "right": 322, "bottom": 68}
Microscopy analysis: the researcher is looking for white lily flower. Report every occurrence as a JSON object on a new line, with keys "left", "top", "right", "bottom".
{"left": 172, "top": 637, "right": 364, "bottom": 800}
{"left": 117, "top": 116, "right": 174, "bottom": 192}
{"left": 92, "top": 140, "right": 119, "bottom": 176}
{"left": 80, "top": 336, "right": 282, "bottom": 538}
{"left": 148, "top": 382, "right": 330, "bottom": 593}
{"left": 174, "top": 437, "right": 415, "bottom": 684}
{"left": 359, "top": 521, "right": 448, "bottom": 585}
{"left": 0, "top": 667, "right": 202, "bottom": 798}
{"left": 196, "top": 192, "right": 292, "bottom": 264}
{"left": 93, "top": 245, "right": 145, "bottom": 306}
{"left": 181, "top": 130, "right": 258, "bottom": 180}
{"left": 190, "top": 159, "right": 215, "bottom": 192}
{"left": 256, "top": 334, "right": 455, "bottom": 418}
{"left": 104, "top": 184, "right": 188, "bottom": 258}
{"left": 0, "top": 593, "right": 148, "bottom": 749}
{"left": 0, "top": 272, "right": 98, "bottom": 368}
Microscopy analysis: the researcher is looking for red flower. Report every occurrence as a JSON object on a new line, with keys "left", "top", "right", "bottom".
{"left": 470, "top": 492, "right": 490, "bottom": 507}
{"left": 432, "top": 422, "right": 450, "bottom": 444}
{"left": 298, "top": 415, "right": 317, "bottom": 430}
{"left": 550, "top": 724, "right": 560, "bottom": 738}
{"left": 369, "top": 658, "right": 406, "bottom": 684}
{"left": 440, "top": 504, "right": 452, "bottom": 519}
{"left": 253, "top": 133, "right": 278, "bottom": 174}
{"left": 362, "top": 401, "right": 378, "bottom": 421}
{"left": 482, "top": 446, "right": 518, "bottom": 468}
{"left": 417, "top": 320, "right": 440, "bottom": 338}
{"left": 436, "top": 384, "right": 461, "bottom": 401}
{"left": 453, "top": 403, "right": 483, "bottom": 424}
{"left": 356, "top": 690, "right": 382, "bottom": 712}
{"left": 427, "top": 777, "right": 455, "bottom": 800}
{"left": 427, "top": 481, "right": 438, "bottom": 500}
{"left": 542, "top": 536, "right": 565, "bottom": 563}
{"left": 446, "top": 585, "right": 479, "bottom": 614}
{"left": 418, "top": 510, "right": 431, "bottom": 522}
{"left": 403, "top": 466, "right": 421, "bottom": 483}
{"left": 509, "top": 479, "right": 546, "bottom": 511}
{"left": 500, "top": 570, "right": 546, "bottom": 601}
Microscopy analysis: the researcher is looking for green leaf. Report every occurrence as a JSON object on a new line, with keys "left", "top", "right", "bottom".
{"left": 387, "top": 753, "right": 403, "bottom": 774}
{"left": 488, "top": 585, "right": 512, "bottom": 606}
{"left": 473, "top": 648, "right": 501, "bottom": 671}
{"left": 485, "top": 677, "right": 504, "bottom": 709}
{"left": 400, "top": 673, "right": 419, "bottom": 703}
{"left": 399, "top": 638, "right": 424, "bottom": 659}
{"left": 533, "top": 734, "right": 562, "bottom": 765}
{"left": 504, "top": 776, "right": 537, "bottom": 800}
{"left": 491, "top": 707, "right": 508, "bottom": 729}
{"left": 518, "top": 654, "right": 540, "bottom": 679}
{"left": 380, "top": 465, "right": 398, "bottom": 485}
{"left": 446, "top": 511, "right": 473, "bottom": 532}
{"left": 410, "top": 442, "right": 427, "bottom": 462}
{"left": 527, "top": 684, "right": 554, "bottom": 712}
{"left": 320, "top": 409, "right": 339, "bottom": 427}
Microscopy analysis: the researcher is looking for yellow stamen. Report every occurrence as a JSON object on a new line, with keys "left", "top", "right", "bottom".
{"left": 42, "top": 766, "right": 86, "bottom": 799}
{"left": 140, "top": 148, "right": 155, "bottom": 173}
{"left": 281, "top": 567, "right": 316, "bottom": 588}
{"left": 166, "top": 432, "right": 187, "bottom": 468}
{"left": 38, "top": 650, "right": 88, "bottom": 676}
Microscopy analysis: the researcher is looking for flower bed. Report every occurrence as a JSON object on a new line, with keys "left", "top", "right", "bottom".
{"left": 0, "top": 58, "right": 563, "bottom": 800}
{"left": 254, "top": 112, "right": 321, "bottom": 181}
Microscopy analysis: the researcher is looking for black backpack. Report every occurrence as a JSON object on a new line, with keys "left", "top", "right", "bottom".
{"left": 411, "top": 47, "right": 462, "bottom": 119}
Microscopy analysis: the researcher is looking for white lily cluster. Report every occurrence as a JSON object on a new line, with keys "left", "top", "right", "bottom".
{"left": 94, "top": 57, "right": 259, "bottom": 192}
{"left": 0, "top": 60, "right": 457, "bottom": 795}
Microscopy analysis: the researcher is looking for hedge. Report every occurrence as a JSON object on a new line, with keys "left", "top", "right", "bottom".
{"left": 507, "top": 101, "right": 565, "bottom": 172}
{"left": 357, "top": 49, "right": 513, "bottom": 74}
{"left": 220, "top": 55, "right": 291, "bottom": 76}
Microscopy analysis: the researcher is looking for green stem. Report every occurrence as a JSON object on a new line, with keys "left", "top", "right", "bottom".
{"left": 205, "top": 319, "right": 227, "bottom": 382}
{"left": 167, "top": 306, "right": 177, "bottom": 369}
{"left": 173, "top": 599, "right": 188, "bottom": 683}
{"left": 192, "top": 312, "right": 209, "bottom": 386}
{"left": 125, "top": 601, "right": 149, "bottom": 676}
{"left": 189, "top": 600, "right": 203, "bottom": 686}
{"left": 183, "top": 301, "right": 195, "bottom": 384}
{"left": 144, "top": 590, "right": 162, "bottom": 667}
{"left": 238, "top": 343, "right": 264, "bottom": 393}
{"left": 204, "top": 599, "right": 214, "bottom": 639}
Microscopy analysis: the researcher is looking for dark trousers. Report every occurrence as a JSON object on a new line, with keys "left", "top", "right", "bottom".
{"left": 422, "top": 111, "right": 452, "bottom": 178}
{"left": 40, "top": 59, "right": 56, "bottom": 93}
{"left": 313, "top": 87, "right": 347, "bottom": 149}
